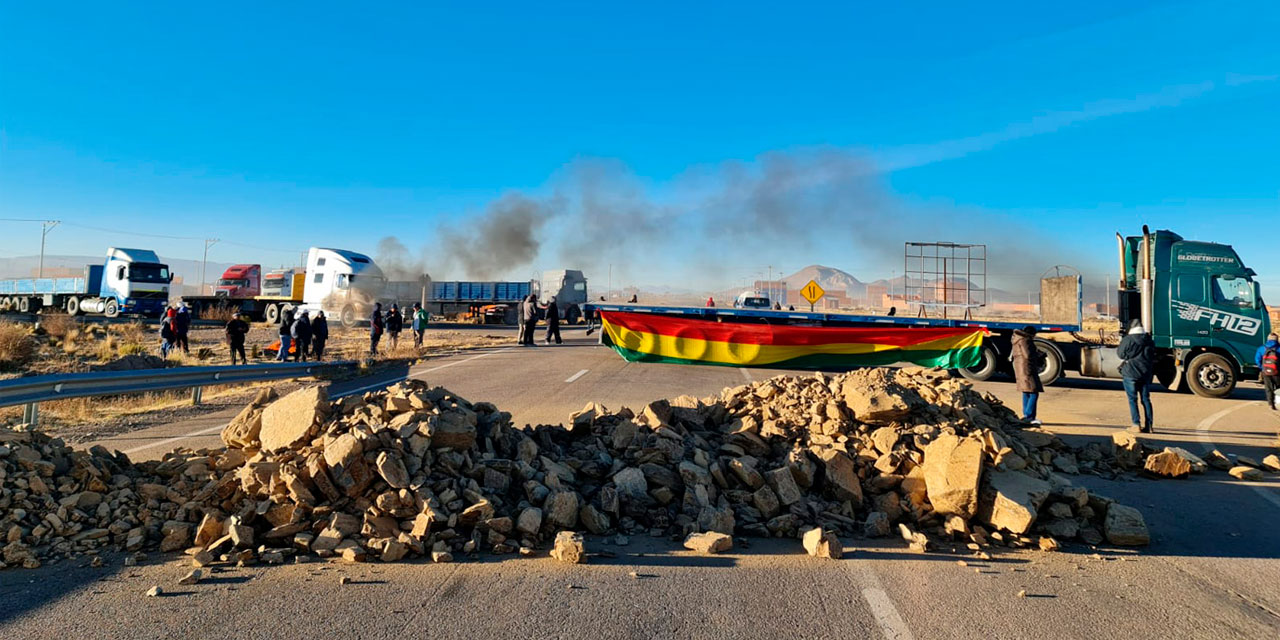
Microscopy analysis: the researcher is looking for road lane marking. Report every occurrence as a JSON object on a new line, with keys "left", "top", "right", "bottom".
{"left": 847, "top": 564, "right": 914, "bottom": 640}
{"left": 122, "top": 424, "right": 226, "bottom": 455}
{"left": 564, "top": 369, "right": 589, "bottom": 383}
{"left": 121, "top": 347, "right": 516, "bottom": 455}
{"left": 1196, "top": 401, "right": 1280, "bottom": 510}
{"left": 740, "top": 368, "right": 753, "bottom": 381}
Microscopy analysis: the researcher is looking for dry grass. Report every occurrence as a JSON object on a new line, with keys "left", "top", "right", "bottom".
{"left": 39, "top": 313, "right": 77, "bottom": 339}
{"left": 0, "top": 321, "right": 37, "bottom": 370}
{"left": 200, "top": 305, "right": 239, "bottom": 323}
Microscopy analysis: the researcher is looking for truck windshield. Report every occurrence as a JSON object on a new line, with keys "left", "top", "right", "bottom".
{"left": 1212, "top": 276, "right": 1256, "bottom": 309}
{"left": 218, "top": 279, "right": 249, "bottom": 287}
{"left": 129, "top": 264, "right": 170, "bottom": 283}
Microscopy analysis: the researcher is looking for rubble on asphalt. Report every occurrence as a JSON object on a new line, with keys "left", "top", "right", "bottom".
{"left": 15, "top": 364, "right": 1253, "bottom": 570}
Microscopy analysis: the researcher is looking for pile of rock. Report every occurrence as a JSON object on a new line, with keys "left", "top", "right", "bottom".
{"left": 3, "top": 366, "right": 1155, "bottom": 570}
{"left": 0, "top": 430, "right": 190, "bottom": 569}
{"left": 1123, "top": 435, "right": 1280, "bottom": 482}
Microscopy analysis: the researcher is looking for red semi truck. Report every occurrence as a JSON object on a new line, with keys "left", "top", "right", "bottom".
{"left": 215, "top": 264, "right": 261, "bottom": 298}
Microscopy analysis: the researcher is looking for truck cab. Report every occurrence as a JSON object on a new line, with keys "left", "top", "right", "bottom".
{"left": 540, "top": 269, "right": 588, "bottom": 323}
{"left": 216, "top": 264, "right": 260, "bottom": 298}
{"left": 300, "top": 247, "right": 387, "bottom": 327}
{"left": 1118, "top": 228, "right": 1270, "bottom": 397}
{"left": 94, "top": 248, "right": 171, "bottom": 317}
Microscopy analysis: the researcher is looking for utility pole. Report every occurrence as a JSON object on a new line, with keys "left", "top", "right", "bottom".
{"left": 38, "top": 220, "right": 60, "bottom": 278}
{"left": 200, "top": 238, "right": 219, "bottom": 296}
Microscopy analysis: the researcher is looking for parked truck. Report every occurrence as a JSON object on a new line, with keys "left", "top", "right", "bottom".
{"left": 185, "top": 248, "right": 387, "bottom": 327}
{"left": 0, "top": 248, "right": 172, "bottom": 318}
{"left": 214, "top": 264, "right": 262, "bottom": 298}
{"left": 591, "top": 227, "right": 1269, "bottom": 398}
{"left": 384, "top": 269, "right": 588, "bottom": 325}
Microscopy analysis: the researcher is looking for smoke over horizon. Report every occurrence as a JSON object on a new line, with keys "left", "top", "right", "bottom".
{"left": 376, "top": 147, "right": 1089, "bottom": 294}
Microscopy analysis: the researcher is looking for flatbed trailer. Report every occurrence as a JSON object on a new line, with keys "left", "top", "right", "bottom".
{"left": 588, "top": 302, "right": 1084, "bottom": 387}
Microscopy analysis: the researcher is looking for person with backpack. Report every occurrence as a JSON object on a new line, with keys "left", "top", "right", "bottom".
{"left": 1118, "top": 320, "right": 1157, "bottom": 433}
{"left": 159, "top": 316, "right": 177, "bottom": 359}
{"left": 311, "top": 310, "right": 329, "bottom": 360}
{"left": 1010, "top": 326, "right": 1043, "bottom": 424}
{"left": 1256, "top": 332, "right": 1280, "bottom": 411}
{"left": 225, "top": 313, "right": 250, "bottom": 365}
{"left": 411, "top": 302, "right": 429, "bottom": 348}
{"left": 291, "top": 310, "right": 312, "bottom": 362}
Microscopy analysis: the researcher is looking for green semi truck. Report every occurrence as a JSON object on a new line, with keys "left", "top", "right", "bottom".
{"left": 1092, "top": 225, "right": 1271, "bottom": 397}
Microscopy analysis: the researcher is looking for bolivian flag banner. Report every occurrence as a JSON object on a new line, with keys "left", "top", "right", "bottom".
{"left": 600, "top": 311, "right": 986, "bottom": 370}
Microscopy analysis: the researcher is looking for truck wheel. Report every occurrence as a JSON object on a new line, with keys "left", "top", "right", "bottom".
{"left": 103, "top": 298, "right": 119, "bottom": 318}
{"left": 1186, "top": 353, "right": 1235, "bottom": 398}
{"left": 1034, "top": 340, "right": 1064, "bottom": 386}
{"left": 340, "top": 305, "right": 357, "bottom": 328}
{"left": 18, "top": 297, "right": 30, "bottom": 313}
{"left": 566, "top": 305, "right": 580, "bottom": 325}
{"left": 957, "top": 345, "right": 999, "bottom": 382}
{"left": 264, "top": 304, "right": 279, "bottom": 325}
{"left": 1155, "top": 361, "right": 1188, "bottom": 393}
{"left": 65, "top": 297, "right": 81, "bottom": 316}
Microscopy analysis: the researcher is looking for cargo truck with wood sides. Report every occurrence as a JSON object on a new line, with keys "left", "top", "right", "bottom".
{"left": 0, "top": 248, "right": 172, "bottom": 318}
{"left": 589, "top": 227, "right": 1270, "bottom": 399}
{"left": 184, "top": 248, "right": 388, "bottom": 327}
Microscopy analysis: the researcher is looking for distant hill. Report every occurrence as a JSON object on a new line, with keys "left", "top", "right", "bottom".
{"left": 783, "top": 265, "right": 866, "bottom": 298}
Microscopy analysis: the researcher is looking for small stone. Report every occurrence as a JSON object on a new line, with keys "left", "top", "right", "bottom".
{"left": 431, "top": 550, "right": 454, "bottom": 563}
{"left": 801, "top": 527, "right": 843, "bottom": 559}
{"left": 682, "top": 531, "right": 733, "bottom": 554}
{"left": 1262, "top": 455, "right": 1280, "bottom": 473}
{"left": 1103, "top": 504, "right": 1149, "bottom": 546}
{"left": 339, "top": 576, "right": 351, "bottom": 585}
{"left": 146, "top": 586, "right": 162, "bottom": 597}
{"left": 550, "top": 531, "right": 586, "bottom": 564}
{"left": 1228, "top": 466, "right": 1264, "bottom": 481}
{"left": 1017, "top": 589, "right": 1027, "bottom": 598}
{"left": 178, "top": 569, "right": 202, "bottom": 586}
{"left": 1038, "top": 537, "right": 1060, "bottom": 552}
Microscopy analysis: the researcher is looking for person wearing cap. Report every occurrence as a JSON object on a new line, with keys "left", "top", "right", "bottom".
{"left": 1118, "top": 320, "right": 1156, "bottom": 433}
{"left": 1010, "top": 325, "right": 1043, "bottom": 424}
{"left": 1256, "top": 332, "right": 1280, "bottom": 411}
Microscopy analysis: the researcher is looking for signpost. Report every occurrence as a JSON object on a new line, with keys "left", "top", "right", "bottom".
{"left": 800, "top": 279, "right": 825, "bottom": 312}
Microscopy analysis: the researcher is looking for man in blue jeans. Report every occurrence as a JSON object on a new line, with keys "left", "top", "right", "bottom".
{"left": 1118, "top": 320, "right": 1156, "bottom": 433}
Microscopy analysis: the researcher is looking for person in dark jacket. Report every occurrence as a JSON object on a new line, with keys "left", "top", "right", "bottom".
{"left": 1255, "top": 332, "right": 1279, "bottom": 411}
{"left": 225, "top": 313, "right": 249, "bottom": 365}
{"left": 544, "top": 296, "right": 562, "bottom": 345}
{"left": 175, "top": 302, "right": 192, "bottom": 354}
{"left": 311, "top": 310, "right": 329, "bottom": 360}
{"left": 1118, "top": 320, "right": 1156, "bottom": 433}
{"left": 291, "top": 311, "right": 312, "bottom": 362}
{"left": 386, "top": 304, "right": 403, "bottom": 351}
{"left": 276, "top": 308, "right": 294, "bottom": 361}
{"left": 1010, "top": 326, "right": 1044, "bottom": 424}
{"left": 159, "top": 317, "right": 177, "bottom": 359}
{"left": 369, "top": 303, "right": 384, "bottom": 356}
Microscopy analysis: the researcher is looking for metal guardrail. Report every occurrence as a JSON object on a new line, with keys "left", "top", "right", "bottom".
{"left": 0, "top": 361, "right": 357, "bottom": 424}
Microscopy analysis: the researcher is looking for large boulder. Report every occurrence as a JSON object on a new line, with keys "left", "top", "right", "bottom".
{"left": 921, "top": 434, "right": 984, "bottom": 517}
{"left": 323, "top": 433, "right": 372, "bottom": 497}
{"left": 258, "top": 386, "right": 328, "bottom": 453}
{"left": 428, "top": 409, "right": 477, "bottom": 450}
{"left": 977, "top": 470, "right": 1052, "bottom": 534}
{"left": 840, "top": 370, "right": 923, "bottom": 425}
{"left": 1104, "top": 503, "right": 1150, "bottom": 546}
{"left": 817, "top": 449, "right": 863, "bottom": 504}
{"left": 1143, "top": 451, "right": 1191, "bottom": 479}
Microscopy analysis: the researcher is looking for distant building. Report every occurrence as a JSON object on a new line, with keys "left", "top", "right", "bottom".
{"left": 753, "top": 280, "right": 788, "bottom": 305}
{"left": 865, "top": 284, "right": 888, "bottom": 307}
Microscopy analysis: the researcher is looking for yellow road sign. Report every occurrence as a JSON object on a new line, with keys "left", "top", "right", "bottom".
{"left": 800, "top": 280, "right": 825, "bottom": 305}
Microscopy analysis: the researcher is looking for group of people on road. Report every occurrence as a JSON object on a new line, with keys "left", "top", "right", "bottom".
{"left": 158, "top": 302, "right": 191, "bottom": 358}
{"left": 369, "top": 301, "right": 431, "bottom": 356}
{"left": 274, "top": 307, "right": 328, "bottom": 362}
{"left": 517, "top": 293, "right": 562, "bottom": 346}
{"left": 1012, "top": 322, "right": 1280, "bottom": 434}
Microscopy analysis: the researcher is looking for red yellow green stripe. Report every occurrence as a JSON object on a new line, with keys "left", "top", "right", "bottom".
{"left": 600, "top": 311, "right": 986, "bottom": 370}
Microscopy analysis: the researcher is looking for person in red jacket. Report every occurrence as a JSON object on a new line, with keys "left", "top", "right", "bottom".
{"left": 706, "top": 296, "right": 715, "bottom": 307}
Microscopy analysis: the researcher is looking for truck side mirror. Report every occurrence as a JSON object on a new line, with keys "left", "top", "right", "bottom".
{"left": 168, "top": 273, "right": 174, "bottom": 283}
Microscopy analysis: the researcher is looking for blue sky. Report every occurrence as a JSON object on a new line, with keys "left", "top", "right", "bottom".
{"left": 1, "top": 1, "right": 1277, "bottom": 293}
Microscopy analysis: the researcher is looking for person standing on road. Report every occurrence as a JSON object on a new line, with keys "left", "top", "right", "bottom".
{"left": 1256, "top": 332, "right": 1280, "bottom": 411}
{"left": 412, "top": 302, "right": 429, "bottom": 348}
{"left": 292, "top": 310, "right": 312, "bottom": 362}
{"left": 544, "top": 296, "right": 562, "bottom": 345}
{"left": 276, "top": 308, "right": 295, "bottom": 361}
{"left": 311, "top": 310, "right": 328, "bottom": 360}
{"left": 1010, "top": 326, "right": 1044, "bottom": 425}
{"left": 369, "top": 302, "right": 384, "bottom": 356}
{"left": 520, "top": 294, "right": 538, "bottom": 346}
{"left": 175, "top": 302, "right": 191, "bottom": 355}
{"left": 386, "top": 303, "right": 403, "bottom": 351}
{"left": 706, "top": 296, "right": 716, "bottom": 307}
{"left": 225, "top": 313, "right": 249, "bottom": 365}
{"left": 1118, "top": 320, "right": 1157, "bottom": 433}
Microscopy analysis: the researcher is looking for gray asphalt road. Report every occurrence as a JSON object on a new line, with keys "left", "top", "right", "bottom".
{"left": 5, "top": 328, "right": 1280, "bottom": 639}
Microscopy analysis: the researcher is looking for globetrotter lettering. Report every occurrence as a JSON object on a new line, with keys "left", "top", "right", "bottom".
{"left": 1172, "top": 300, "right": 1262, "bottom": 337}
{"left": 1177, "top": 252, "right": 1235, "bottom": 265}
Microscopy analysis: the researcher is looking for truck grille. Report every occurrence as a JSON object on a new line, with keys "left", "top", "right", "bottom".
{"left": 131, "top": 291, "right": 169, "bottom": 300}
